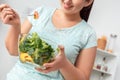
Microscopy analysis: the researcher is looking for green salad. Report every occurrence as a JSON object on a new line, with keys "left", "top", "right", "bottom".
{"left": 19, "top": 32, "right": 57, "bottom": 66}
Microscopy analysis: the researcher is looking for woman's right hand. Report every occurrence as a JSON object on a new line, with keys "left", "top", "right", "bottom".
{"left": 0, "top": 4, "right": 20, "bottom": 27}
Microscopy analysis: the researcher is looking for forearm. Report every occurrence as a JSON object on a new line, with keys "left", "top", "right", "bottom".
{"left": 60, "top": 59, "right": 87, "bottom": 80}
{"left": 5, "top": 25, "right": 20, "bottom": 56}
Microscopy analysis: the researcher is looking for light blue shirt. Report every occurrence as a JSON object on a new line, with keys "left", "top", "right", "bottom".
{"left": 7, "top": 5, "right": 97, "bottom": 80}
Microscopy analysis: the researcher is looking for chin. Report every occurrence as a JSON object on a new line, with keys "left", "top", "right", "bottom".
{"left": 61, "top": 6, "right": 73, "bottom": 14}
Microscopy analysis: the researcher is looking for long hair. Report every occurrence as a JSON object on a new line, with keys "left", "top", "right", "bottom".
{"left": 80, "top": 1, "right": 94, "bottom": 22}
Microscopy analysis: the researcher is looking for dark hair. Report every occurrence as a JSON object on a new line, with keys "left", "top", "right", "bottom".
{"left": 80, "top": 1, "right": 94, "bottom": 22}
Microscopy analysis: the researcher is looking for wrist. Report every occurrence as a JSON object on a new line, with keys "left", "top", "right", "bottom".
{"left": 10, "top": 24, "right": 21, "bottom": 33}
{"left": 11, "top": 18, "right": 21, "bottom": 28}
{"left": 60, "top": 58, "right": 70, "bottom": 70}
{"left": 12, "top": 22, "right": 21, "bottom": 27}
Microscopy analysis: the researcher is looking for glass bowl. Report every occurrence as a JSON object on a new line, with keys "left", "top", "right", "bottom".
{"left": 19, "top": 32, "right": 58, "bottom": 69}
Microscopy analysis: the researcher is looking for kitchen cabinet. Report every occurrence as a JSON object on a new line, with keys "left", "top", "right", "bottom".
{"left": 90, "top": 48, "right": 119, "bottom": 80}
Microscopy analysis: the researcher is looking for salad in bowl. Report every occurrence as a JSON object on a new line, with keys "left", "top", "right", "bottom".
{"left": 19, "top": 32, "right": 58, "bottom": 69}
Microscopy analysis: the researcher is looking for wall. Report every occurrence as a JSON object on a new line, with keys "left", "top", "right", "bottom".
{"left": 0, "top": 24, "right": 18, "bottom": 80}
{"left": 0, "top": 0, "right": 120, "bottom": 80}
{"left": 0, "top": 1, "right": 17, "bottom": 80}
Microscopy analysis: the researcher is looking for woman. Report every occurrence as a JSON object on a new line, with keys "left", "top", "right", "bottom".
{"left": 0, "top": 0, "right": 97, "bottom": 80}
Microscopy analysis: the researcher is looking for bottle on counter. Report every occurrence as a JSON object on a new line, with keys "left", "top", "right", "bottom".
{"left": 97, "top": 35, "right": 107, "bottom": 50}
{"left": 106, "top": 34, "right": 117, "bottom": 53}
{"left": 101, "top": 57, "right": 108, "bottom": 72}
{"left": 99, "top": 73, "right": 104, "bottom": 80}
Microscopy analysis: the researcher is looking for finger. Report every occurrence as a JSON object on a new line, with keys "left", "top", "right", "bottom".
{"left": 0, "top": 7, "right": 14, "bottom": 19}
{"left": 36, "top": 67, "right": 54, "bottom": 73}
{"left": 1, "top": 10, "right": 15, "bottom": 20}
{"left": 42, "top": 68, "right": 54, "bottom": 73}
{"left": 0, "top": 4, "right": 10, "bottom": 12}
{"left": 3, "top": 14, "right": 14, "bottom": 24}
{"left": 43, "top": 63, "right": 54, "bottom": 68}
{"left": 35, "top": 67, "right": 44, "bottom": 72}
{"left": 2, "top": 7, "right": 14, "bottom": 13}
{"left": 35, "top": 67, "right": 52, "bottom": 73}
{"left": 58, "top": 45, "right": 64, "bottom": 55}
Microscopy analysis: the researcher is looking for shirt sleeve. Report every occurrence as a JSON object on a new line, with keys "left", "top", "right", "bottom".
{"left": 83, "top": 30, "right": 97, "bottom": 49}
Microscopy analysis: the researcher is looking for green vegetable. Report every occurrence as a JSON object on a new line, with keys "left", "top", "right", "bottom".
{"left": 19, "top": 32, "right": 56, "bottom": 66}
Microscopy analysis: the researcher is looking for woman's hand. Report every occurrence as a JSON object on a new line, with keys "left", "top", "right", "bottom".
{"left": 0, "top": 4, "right": 20, "bottom": 26}
{"left": 35, "top": 45, "right": 67, "bottom": 73}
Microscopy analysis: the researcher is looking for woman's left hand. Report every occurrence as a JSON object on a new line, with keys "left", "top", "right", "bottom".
{"left": 35, "top": 45, "right": 67, "bottom": 73}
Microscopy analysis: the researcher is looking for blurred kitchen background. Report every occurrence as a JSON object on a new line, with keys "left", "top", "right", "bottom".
{"left": 0, "top": 0, "right": 120, "bottom": 80}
